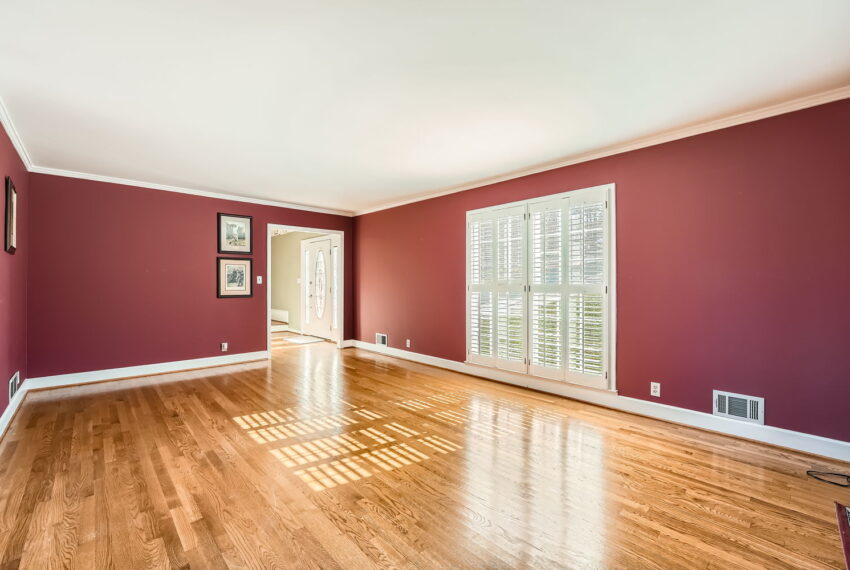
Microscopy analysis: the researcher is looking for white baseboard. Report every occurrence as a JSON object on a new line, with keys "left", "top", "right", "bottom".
{"left": 270, "top": 325, "right": 289, "bottom": 332}
{"left": 271, "top": 309, "right": 290, "bottom": 323}
{"left": 0, "top": 351, "right": 271, "bottom": 441}
{"left": 348, "top": 341, "right": 850, "bottom": 462}
{"left": 0, "top": 382, "right": 29, "bottom": 444}
{"left": 340, "top": 339, "right": 356, "bottom": 348}
{"left": 0, "top": 351, "right": 269, "bottom": 441}
{"left": 25, "top": 351, "right": 269, "bottom": 391}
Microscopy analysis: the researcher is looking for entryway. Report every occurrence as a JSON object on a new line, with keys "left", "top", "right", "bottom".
{"left": 267, "top": 224, "right": 344, "bottom": 352}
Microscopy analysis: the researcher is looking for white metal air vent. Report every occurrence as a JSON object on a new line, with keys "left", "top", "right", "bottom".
{"left": 713, "top": 390, "right": 764, "bottom": 425}
{"left": 8, "top": 371, "right": 20, "bottom": 401}
{"left": 376, "top": 333, "right": 388, "bottom": 347}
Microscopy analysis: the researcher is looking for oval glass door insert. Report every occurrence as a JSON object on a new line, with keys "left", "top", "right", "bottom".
{"left": 314, "top": 250, "right": 326, "bottom": 319}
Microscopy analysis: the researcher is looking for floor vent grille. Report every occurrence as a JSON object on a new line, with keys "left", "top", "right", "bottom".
{"left": 376, "top": 333, "right": 388, "bottom": 347}
{"left": 713, "top": 390, "right": 764, "bottom": 425}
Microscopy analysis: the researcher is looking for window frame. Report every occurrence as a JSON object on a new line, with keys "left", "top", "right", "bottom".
{"left": 465, "top": 183, "right": 617, "bottom": 392}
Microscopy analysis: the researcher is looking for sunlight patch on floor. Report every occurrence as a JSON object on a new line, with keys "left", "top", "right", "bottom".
{"left": 231, "top": 394, "right": 481, "bottom": 492}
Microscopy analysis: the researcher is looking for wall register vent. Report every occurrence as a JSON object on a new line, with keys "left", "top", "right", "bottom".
{"left": 713, "top": 390, "right": 764, "bottom": 425}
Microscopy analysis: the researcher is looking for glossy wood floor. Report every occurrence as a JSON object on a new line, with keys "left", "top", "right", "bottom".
{"left": 0, "top": 343, "right": 848, "bottom": 569}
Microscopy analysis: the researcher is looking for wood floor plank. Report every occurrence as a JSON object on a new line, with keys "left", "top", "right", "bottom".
{"left": 0, "top": 342, "right": 848, "bottom": 568}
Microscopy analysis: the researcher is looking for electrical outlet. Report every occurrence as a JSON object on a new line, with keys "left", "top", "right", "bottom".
{"left": 650, "top": 382, "right": 661, "bottom": 397}
{"left": 221, "top": 342, "right": 228, "bottom": 352}
{"left": 405, "top": 339, "right": 411, "bottom": 348}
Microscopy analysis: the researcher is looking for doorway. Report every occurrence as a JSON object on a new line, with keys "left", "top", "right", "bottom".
{"left": 267, "top": 224, "right": 344, "bottom": 352}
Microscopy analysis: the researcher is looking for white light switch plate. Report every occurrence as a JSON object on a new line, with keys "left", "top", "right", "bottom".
{"left": 257, "top": 276, "right": 263, "bottom": 284}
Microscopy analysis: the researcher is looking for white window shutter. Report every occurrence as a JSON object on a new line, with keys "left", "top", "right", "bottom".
{"left": 496, "top": 292, "right": 524, "bottom": 364}
{"left": 469, "top": 218, "right": 494, "bottom": 285}
{"left": 493, "top": 206, "right": 527, "bottom": 372}
{"left": 564, "top": 192, "right": 609, "bottom": 388}
{"left": 527, "top": 200, "right": 565, "bottom": 380}
{"left": 469, "top": 291, "right": 494, "bottom": 358}
{"left": 467, "top": 216, "right": 496, "bottom": 366}
{"left": 467, "top": 184, "right": 613, "bottom": 390}
{"left": 567, "top": 292, "right": 604, "bottom": 375}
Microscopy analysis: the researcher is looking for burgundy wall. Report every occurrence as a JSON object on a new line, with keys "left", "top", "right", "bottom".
{"left": 27, "top": 174, "right": 354, "bottom": 378}
{"left": 0, "top": 124, "right": 28, "bottom": 414}
{"left": 355, "top": 99, "right": 850, "bottom": 442}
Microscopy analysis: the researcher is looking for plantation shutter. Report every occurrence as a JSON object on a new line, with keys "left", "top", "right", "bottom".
{"left": 468, "top": 216, "right": 495, "bottom": 365}
{"left": 528, "top": 198, "right": 566, "bottom": 380}
{"left": 493, "top": 206, "right": 527, "bottom": 372}
{"left": 564, "top": 188, "right": 609, "bottom": 388}
{"left": 467, "top": 184, "right": 612, "bottom": 391}
{"left": 467, "top": 205, "right": 527, "bottom": 371}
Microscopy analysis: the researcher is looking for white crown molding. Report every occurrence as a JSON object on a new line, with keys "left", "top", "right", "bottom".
{"left": 0, "top": 95, "right": 34, "bottom": 170}
{"left": 0, "top": 94, "right": 353, "bottom": 217}
{"left": 355, "top": 84, "right": 850, "bottom": 216}
{"left": 29, "top": 166, "right": 354, "bottom": 217}
{"left": 348, "top": 341, "right": 850, "bottom": 462}
{"left": 0, "top": 350, "right": 269, "bottom": 441}
{"left": 4, "top": 87, "right": 849, "bottom": 218}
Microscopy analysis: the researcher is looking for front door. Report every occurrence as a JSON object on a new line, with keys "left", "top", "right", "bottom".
{"left": 302, "top": 237, "right": 333, "bottom": 339}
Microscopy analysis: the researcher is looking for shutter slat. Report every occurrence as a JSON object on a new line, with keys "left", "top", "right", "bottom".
{"left": 567, "top": 292, "right": 604, "bottom": 375}
{"left": 568, "top": 202, "right": 605, "bottom": 285}
{"left": 531, "top": 209, "right": 562, "bottom": 286}
{"left": 497, "top": 214, "right": 523, "bottom": 283}
{"left": 496, "top": 292, "right": 524, "bottom": 362}
{"left": 469, "top": 291, "right": 494, "bottom": 357}
{"left": 470, "top": 219, "right": 494, "bottom": 285}
{"left": 530, "top": 292, "right": 562, "bottom": 368}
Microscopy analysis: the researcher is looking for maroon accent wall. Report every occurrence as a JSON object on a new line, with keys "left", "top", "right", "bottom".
{"left": 27, "top": 174, "right": 354, "bottom": 378}
{"left": 0, "top": 124, "right": 28, "bottom": 414}
{"left": 355, "top": 99, "right": 850, "bottom": 442}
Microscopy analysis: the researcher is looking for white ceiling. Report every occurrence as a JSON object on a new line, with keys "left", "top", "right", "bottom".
{"left": 1, "top": 1, "right": 849, "bottom": 215}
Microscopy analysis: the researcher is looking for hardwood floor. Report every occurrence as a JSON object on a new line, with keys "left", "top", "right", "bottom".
{"left": 0, "top": 343, "right": 848, "bottom": 568}
{"left": 270, "top": 331, "right": 332, "bottom": 351}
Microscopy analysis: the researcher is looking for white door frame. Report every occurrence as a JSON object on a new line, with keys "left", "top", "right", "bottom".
{"left": 267, "top": 223, "right": 345, "bottom": 352}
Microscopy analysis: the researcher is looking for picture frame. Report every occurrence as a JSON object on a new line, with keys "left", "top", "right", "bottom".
{"left": 218, "top": 213, "right": 252, "bottom": 255}
{"left": 5, "top": 177, "right": 16, "bottom": 254}
{"left": 217, "top": 257, "right": 253, "bottom": 298}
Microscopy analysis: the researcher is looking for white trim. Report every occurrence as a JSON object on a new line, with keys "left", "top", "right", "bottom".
{"left": 0, "top": 378, "right": 28, "bottom": 441}
{"left": 25, "top": 351, "right": 269, "bottom": 390}
{"left": 348, "top": 341, "right": 850, "bottom": 462}
{"left": 267, "top": 224, "right": 345, "bottom": 351}
{"left": 0, "top": 96, "right": 34, "bottom": 169}
{"left": 4, "top": 88, "right": 849, "bottom": 218}
{"left": 270, "top": 309, "right": 289, "bottom": 323}
{"left": 30, "top": 166, "right": 354, "bottom": 217}
{"left": 0, "top": 94, "right": 352, "bottom": 216}
{"left": 608, "top": 185, "right": 618, "bottom": 392}
{"left": 356, "top": 85, "right": 850, "bottom": 215}
{"left": 0, "top": 350, "right": 269, "bottom": 441}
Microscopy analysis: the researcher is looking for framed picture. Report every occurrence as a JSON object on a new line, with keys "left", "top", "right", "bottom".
{"left": 217, "top": 257, "right": 253, "bottom": 298}
{"left": 5, "top": 177, "right": 16, "bottom": 254}
{"left": 218, "top": 213, "right": 252, "bottom": 254}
